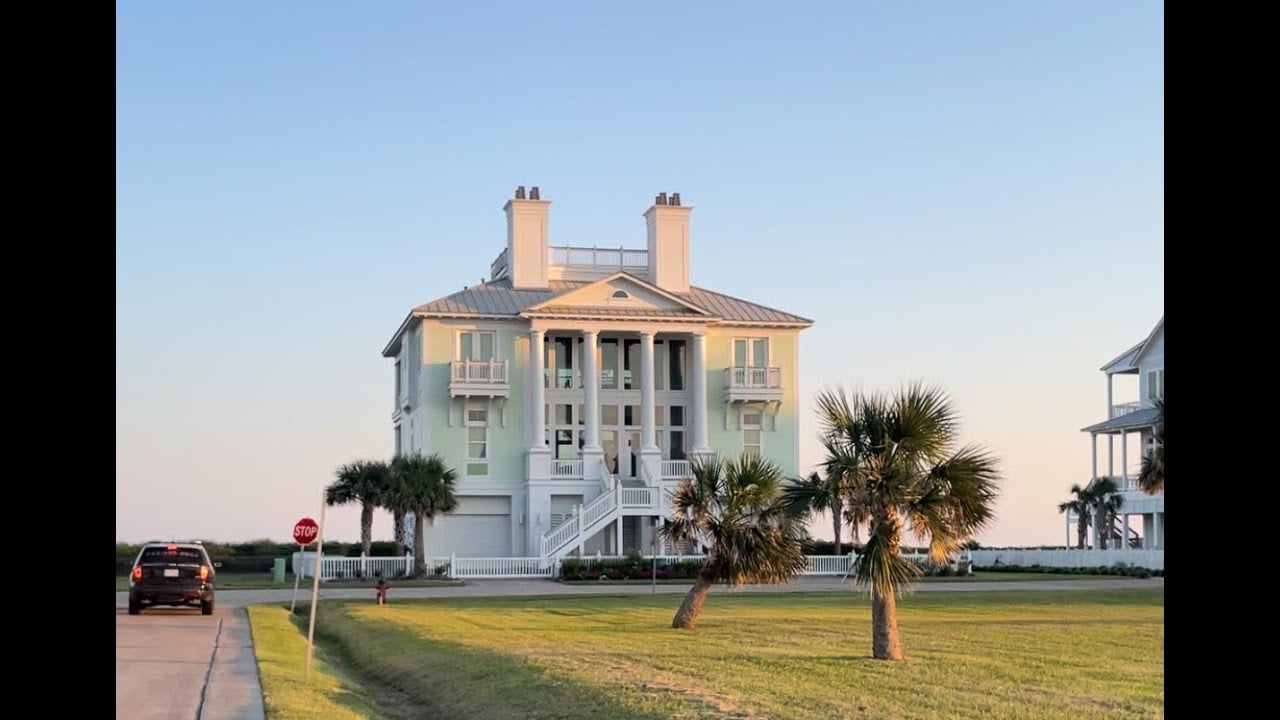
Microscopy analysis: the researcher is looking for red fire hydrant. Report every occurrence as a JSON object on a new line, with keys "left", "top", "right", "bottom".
{"left": 376, "top": 579, "right": 388, "bottom": 605}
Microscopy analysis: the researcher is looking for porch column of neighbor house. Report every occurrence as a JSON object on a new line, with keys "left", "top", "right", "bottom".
{"left": 581, "top": 330, "right": 604, "bottom": 482}
{"left": 691, "top": 331, "right": 711, "bottom": 455}
{"left": 1065, "top": 513, "right": 1071, "bottom": 548}
{"left": 615, "top": 518, "right": 623, "bottom": 555}
{"left": 1106, "top": 374, "right": 1113, "bottom": 418}
{"left": 1091, "top": 433, "right": 1098, "bottom": 480}
{"left": 1120, "top": 429, "right": 1129, "bottom": 489}
{"left": 1154, "top": 513, "right": 1162, "bottom": 549}
{"left": 1107, "top": 435, "right": 1114, "bottom": 476}
{"left": 639, "top": 331, "right": 662, "bottom": 482}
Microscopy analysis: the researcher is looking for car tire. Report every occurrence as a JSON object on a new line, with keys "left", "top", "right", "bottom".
{"left": 128, "top": 599, "right": 141, "bottom": 615}
{"left": 201, "top": 598, "right": 214, "bottom": 616}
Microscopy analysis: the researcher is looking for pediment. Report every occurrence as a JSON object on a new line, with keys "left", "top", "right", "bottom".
{"left": 521, "top": 273, "right": 713, "bottom": 317}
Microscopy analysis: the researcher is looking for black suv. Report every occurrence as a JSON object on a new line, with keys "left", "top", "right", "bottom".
{"left": 127, "top": 542, "right": 216, "bottom": 615}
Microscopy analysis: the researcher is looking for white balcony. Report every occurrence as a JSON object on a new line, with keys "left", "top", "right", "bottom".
{"left": 448, "top": 359, "right": 510, "bottom": 398}
{"left": 723, "top": 366, "right": 783, "bottom": 404}
{"left": 548, "top": 245, "right": 649, "bottom": 281}
{"left": 1110, "top": 401, "right": 1142, "bottom": 418}
{"left": 660, "top": 460, "right": 692, "bottom": 480}
{"left": 550, "top": 458, "right": 584, "bottom": 479}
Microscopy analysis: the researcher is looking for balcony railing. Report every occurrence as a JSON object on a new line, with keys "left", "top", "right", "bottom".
{"left": 490, "top": 249, "right": 509, "bottom": 281}
{"left": 724, "top": 367, "right": 782, "bottom": 389}
{"left": 660, "top": 460, "right": 692, "bottom": 480}
{"left": 1110, "top": 401, "right": 1142, "bottom": 418}
{"left": 550, "top": 245, "right": 649, "bottom": 269}
{"left": 550, "top": 459, "right": 583, "bottom": 479}
{"left": 451, "top": 359, "right": 509, "bottom": 384}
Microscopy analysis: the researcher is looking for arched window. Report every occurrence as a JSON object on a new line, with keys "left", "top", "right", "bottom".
{"left": 611, "top": 290, "right": 630, "bottom": 299}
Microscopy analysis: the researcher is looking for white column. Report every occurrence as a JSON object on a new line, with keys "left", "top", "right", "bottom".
{"left": 529, "top": 329, "right": 546, "bottom": 450}
{"left": 1107, "top": 436, "right": 1114, "bottom": 475}
{"left": 640, "top": 331, "right": 658, "bottom": 451}
{"left": 691, "top": 331, "right": 710, "bottom": 454}
{"left": 1106, "top": 374, "right": 1113, "bottom": 418}
{"left": 1153, "top": 513, "right": 1161, "bottom": 549}
{"left": 583, "top": 330, "right": 601, "bottom": 451}
{"left": 1120, "top": 429, "right": 1128, "bottom": 488}
{"left": 1090, "top": 433, "right": 1098, "bottom": 480}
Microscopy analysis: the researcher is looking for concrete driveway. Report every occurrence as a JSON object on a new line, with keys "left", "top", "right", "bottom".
{"left": 114, "top": 576, "right": 1162, "bottom": 719}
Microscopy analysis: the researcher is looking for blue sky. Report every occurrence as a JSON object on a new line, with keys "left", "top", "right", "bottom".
{"left": 117, "top": 1, "right": 1163, "bottom": 546}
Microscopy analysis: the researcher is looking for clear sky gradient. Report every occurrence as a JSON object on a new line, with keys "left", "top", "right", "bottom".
{"left": 117, "top": 2, "right": 1164, "bottom": 547}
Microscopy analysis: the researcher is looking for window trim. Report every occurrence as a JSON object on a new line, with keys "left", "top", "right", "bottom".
{"left": 456, "top": 330, "right": 498, "bottom": 361}
{"left": 731, "top": 337, "right": 772, "bottom": 368}
{"left": 464, "top": 401, "right": 490, "bottom": 476}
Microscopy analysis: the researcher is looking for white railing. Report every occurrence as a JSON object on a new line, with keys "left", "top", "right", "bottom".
{"left": 805, "top": 555, "right": 855, "bottom": 576}
{"left": 541, "top": 515, "right": 580, "bottom": 558}
{"left": 293, "top": 553, "right": 417, "bottom": 580}
{"left": 968, "top": 548, "right": 1163, "bottom": 570}
{"left": 724, "top": 366, "right": 782, "bottom": 389}
{"left": 490, "top": 249, "right": 509, "bottom": 281}
{"left": 1110, "top": 401, "right": 1142, "bottom": 418}
{"left": 451, "top": 556, "right": 554, "bottom": 579}
{"left": 451, "top": 359, "right": 509, "bottom": 384}
{"left": 545, "top": 368, "right": 581, "bottom": 389}
{"left": 551, "top": 459, "right": 584, "bottom": 479}
{"left": 541, "top": 485, "right": 620, "bottom": 557}
{"left": 550, "top": 245, "right": 649, "bottom": 269}
{"left": 622, "top": 487, "right": 657, "bottom": 508}
{"left": 599, "top": 458, "right": 616, "bottom": 492}
{"left": 660, "top": 460, "right": 691, "bottom": 480}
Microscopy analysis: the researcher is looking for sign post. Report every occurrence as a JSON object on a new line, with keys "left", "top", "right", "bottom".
{"left": 290, "top": 516, "right": 319, "bottom": 612}
{"left": 304, "top": 493, "right": 327, "bottom": 681}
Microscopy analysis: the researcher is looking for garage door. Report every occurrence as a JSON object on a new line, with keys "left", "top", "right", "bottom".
{"left": 429, "top": 496, "right": 511, "bottom": 558}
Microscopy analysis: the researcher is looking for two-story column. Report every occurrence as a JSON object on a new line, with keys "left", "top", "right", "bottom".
{"left": 527, "top": 328, "right": 550, "bottom": 481}
{"left": 691, "top": 331, "right": 711, "bottom": 455}
{"left": 581, "top": 330, "right": 604, "bottom": 482}
{"left": 639, "top": 331, "right": 662, "bottom": 482}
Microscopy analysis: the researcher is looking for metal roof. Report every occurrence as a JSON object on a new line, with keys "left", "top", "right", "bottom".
{"left": 410, "top": 278, "right": 813, "bottom": 325}
{"left": 1080, "top": 407, "right": 1160, "bottom": 434}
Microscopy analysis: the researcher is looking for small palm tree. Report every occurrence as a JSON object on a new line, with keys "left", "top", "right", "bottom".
{"left": 660, "top": 452, "right": 809, "bottom": 629}
{"left": 325, "top": 459, "right": 392, "bottom": 558}
{"left": 1088, "top": 476, "right": 1123, "bottom": 550}
{"left": 817, "top": 382, "right": 1001, "bottom": 661}
{"left": 782, "top": 470, "right": 855, "bottom": 555}
{"left": 1137, "top": 397, "right": 1164, "bottom": 495}
{"left": 1057, "top": 484, "right": 1093, "bottom": 549}
{"left": 392, "top": 452, "right": 459, "bottom": 576}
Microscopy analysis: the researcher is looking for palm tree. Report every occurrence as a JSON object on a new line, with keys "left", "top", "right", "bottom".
{"left": 1137, "top": 397, "right": 1164, "bottom": 495}
{"left": 325, "top": 459, "right": 392, "bottom": 558}
{"left": 817, "top": 383, "right": 1001, "bottom": 661}
{"left": 1057, "top": 484, "right": 1093, "bottom": 549}
{"left": 381, "top": 467, "right": 411, "bottom": 557}
{"left": 782, "top": 470, "right": 853, "bottom": 556}
{"left": 391, "top": 452, "right": 459, "bottom": 576}
{"left": 660, "top": 452, "right": 809, "bottom": 629}
{"left": 1088, "top": 476, "right": 1123, "bottom": 550}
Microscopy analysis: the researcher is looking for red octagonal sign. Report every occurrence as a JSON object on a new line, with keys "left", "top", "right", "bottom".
{"left": 293, "top": 517, "right": 319, "bottom": 546}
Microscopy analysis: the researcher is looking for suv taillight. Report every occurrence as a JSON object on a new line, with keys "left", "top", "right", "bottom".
{"left": 199, "top": 565, "right": 209, "bottom": 582}
{"left": 132, "top": 566, "right": 142, "bottom": 582}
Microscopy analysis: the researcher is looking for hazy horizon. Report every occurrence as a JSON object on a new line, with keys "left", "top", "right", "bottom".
{"left": 117, "top": 2, "right": 1163, "bottom": 548}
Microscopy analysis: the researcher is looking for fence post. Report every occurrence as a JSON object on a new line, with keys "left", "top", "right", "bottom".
{"left": 450, "top": 553, "right": 457, "bottom": 580}
{"left": 405, "top": 551, "right": 411, "bottom": 577}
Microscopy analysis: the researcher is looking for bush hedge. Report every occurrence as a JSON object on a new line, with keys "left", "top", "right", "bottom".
{"left": 973, "top": 563, "right": 1162, "bottom": 578}
{"left": 559, "top": 555, "right": 706, "bottom": 581}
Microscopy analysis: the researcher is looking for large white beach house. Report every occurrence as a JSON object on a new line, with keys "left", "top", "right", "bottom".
{"left": 382, "top": 187, "right": 813, "bottom": 560}
{"left": 1075, "top": 315, "right": 1165, "bottom": 549}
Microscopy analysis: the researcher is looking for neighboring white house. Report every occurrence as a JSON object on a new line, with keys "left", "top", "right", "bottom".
{"left": 1070, "top": 316, "right": 1164, "bottom": 549}
{"left": 384, "top": 187, "right": 814, "bottom": 560}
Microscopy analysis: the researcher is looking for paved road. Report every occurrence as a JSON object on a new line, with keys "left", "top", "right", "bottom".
{"left": 114, "top": 576, "right": 1163, "bottom": 719}
{"left": 115, "top": 604, "right": 264, "bottom": 720}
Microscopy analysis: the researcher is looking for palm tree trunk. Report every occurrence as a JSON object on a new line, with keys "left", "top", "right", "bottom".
{"left": 832, "top": 500, "right": 843, "bottom": 557}
{"left": 671, "top": 570, "right": 715, "bottom": 629}
{"left": 413, "top": 511, "right": 427, "bottom": 577}
{"left": 1096, "top": 503, "right": 1109, "bottom": 550}
{"left": 871, "top": 584, "right": 904, "bottom": 660}
{"left": 1076, "top": 511, "right": 1089, "bottom": 550}
{"left": 360, "top": 501, "right": 374, "bottom": 557}
{"left": 393, "top": 510, "right": 406, "bottom": 556}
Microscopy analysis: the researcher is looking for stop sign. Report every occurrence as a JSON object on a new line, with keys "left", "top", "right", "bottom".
{"left": 293, "top": 517, "right": 319, "bottom": 546}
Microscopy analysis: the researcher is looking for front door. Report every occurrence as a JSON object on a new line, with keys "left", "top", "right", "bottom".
{"left": 626, "top": 431, "right": 641, "bottom": 480}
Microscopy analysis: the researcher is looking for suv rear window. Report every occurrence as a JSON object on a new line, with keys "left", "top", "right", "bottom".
{"left": 139, "top": 547, "right": 205, "bottom": 564}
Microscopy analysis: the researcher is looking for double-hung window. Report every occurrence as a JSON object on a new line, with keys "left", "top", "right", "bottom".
{"left": 465, "top": 402, "right": 489, "bottom": 476}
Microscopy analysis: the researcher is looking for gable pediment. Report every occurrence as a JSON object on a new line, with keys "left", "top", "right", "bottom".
{"left": 521, "top": 273, "right": 714, "bottom": 318}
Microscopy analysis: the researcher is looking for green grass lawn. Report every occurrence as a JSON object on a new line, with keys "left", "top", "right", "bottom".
{"left": 114, "top": 573, "right": 464, "bottom": 592}
{"left": 252, "top": 588, "right": 1164, "bottom": 720}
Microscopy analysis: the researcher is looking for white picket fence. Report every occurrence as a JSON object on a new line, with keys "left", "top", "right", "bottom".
{"left": 968, "top": 548, "right": 1164, "bottom": 570}
{"left": 293, "top": 552, "right": 861, "bottom": 580}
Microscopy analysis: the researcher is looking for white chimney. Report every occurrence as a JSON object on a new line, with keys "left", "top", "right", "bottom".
{"left": 503, "top": 185, "right": 550, "bottom": 289}
{"left": 644, "top": 191, "right": 692, "bottom": 293}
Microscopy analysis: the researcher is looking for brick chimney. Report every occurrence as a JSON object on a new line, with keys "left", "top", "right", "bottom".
{"left": 644, "top": 191, "right": 692, "bottom": 293}
{"left": 503, "top": 185, "right": 550, "bottom": 289}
